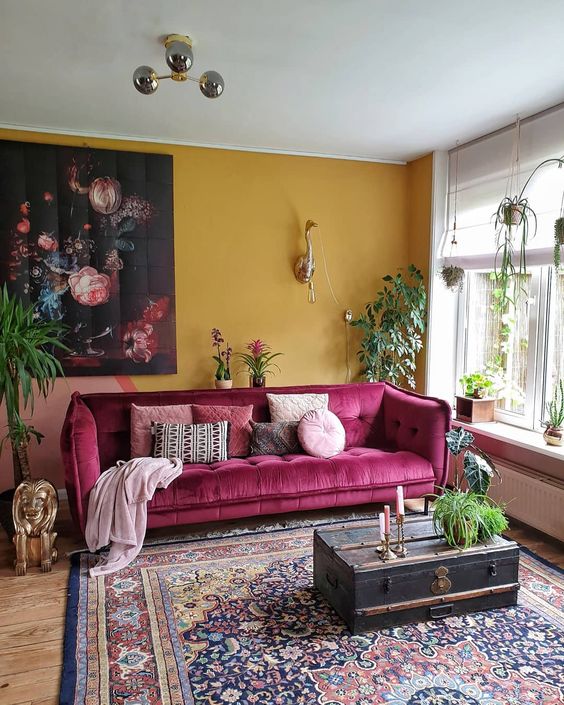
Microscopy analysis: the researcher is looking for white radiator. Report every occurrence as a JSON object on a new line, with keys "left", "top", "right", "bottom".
{"left": 488, "top": 457, "right": 564, "bottom": 542}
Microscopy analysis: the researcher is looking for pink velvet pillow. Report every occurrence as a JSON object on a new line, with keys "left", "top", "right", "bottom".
{"left": 192, "top": 404, "right": 253, "bottom": 458}
{"left": 298, "top": 408, "right": 346, "bottom": 458}
{"left": 130, "top": 404, "right": 193, "bottom": 458}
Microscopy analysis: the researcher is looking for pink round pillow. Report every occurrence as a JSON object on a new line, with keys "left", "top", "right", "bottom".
{"left": 298, "top": 408, "right": 346, "bottom": 458}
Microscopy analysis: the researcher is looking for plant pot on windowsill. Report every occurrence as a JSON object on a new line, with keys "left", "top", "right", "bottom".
{"left": 214, "top": 378, "right": 233, "bottom": 390}
{"left": 455, "top": 395, "right": 496, "bottom": 423}
{"left": 543, "top": 426, "right": 563, "bottom": 447}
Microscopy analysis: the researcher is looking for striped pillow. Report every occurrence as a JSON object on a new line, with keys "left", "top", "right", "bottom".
{"left": 152, "top": 421, "right": 229, "bottom": 464}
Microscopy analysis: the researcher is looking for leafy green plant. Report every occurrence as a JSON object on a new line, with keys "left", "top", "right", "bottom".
{"left": 430, "top": 428, "right": 507, "bottom": 549}
{"left": 459, "top": 371, "right": 495, "bottom": 399}
{"left": 432, "top": 490, "right": 482, "bottom": 549}
{"left": 236, "top": 339, "right": 282, "bottom": 380}
{"left": 493, "top": 196, "right": 536, "bottom": 313}
{"left": 554, "top": 217, "right": 564, "bottom": 270}
{"left": 350, "top": 264, "right": 426, "bottom": 388}
{"left": 477, "top": 502, "right": 509, "bottom": 541}
{"left": 544, "top": 379, "right": 564, "bottom": 429}
{"left": 0, "top": 286, "right": 67, "bottom": 486}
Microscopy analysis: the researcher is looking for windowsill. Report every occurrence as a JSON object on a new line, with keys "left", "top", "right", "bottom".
{"left": 454, "top": 419, "right": 564, "bottom": 460}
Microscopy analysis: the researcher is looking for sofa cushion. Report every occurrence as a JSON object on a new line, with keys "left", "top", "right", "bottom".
{"left": 148, "top": 447, "right": 434, "bottom": 511}
{"left": 153, "top": 421, "right": 229, "bottom": 464}
{"left": 130, "top": 403, "right": 193, "bottom": 458}
{"left": 249, "top": 421, "right": 302, "bottom": 456}
{"left": 267, "top": 392, "right": 329, "bottom": 422}
{"left": 192, "top": 404, "right": 253, "bottom": 457}
{"left": 298, "top": 408, "right": 346, "bottom": 458}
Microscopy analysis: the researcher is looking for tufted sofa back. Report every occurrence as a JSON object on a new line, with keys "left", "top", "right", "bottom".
{"left": 76, "top": 383, "right": 388, "bottom": 473}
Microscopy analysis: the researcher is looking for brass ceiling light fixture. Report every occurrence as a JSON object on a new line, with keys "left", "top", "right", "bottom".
{"left": 133, "top": 34, "right": 224, "bottom": 99}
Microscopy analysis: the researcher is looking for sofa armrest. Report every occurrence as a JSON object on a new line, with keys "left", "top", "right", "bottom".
{"left": 60, "top": 391, "right": 101, "bottom": 535}
{"left": 383, "top": 383, "right": 451, "bottom": 489}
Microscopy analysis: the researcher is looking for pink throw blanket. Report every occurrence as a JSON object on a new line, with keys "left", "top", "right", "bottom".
{"left": 85, "top": 456, "right": 183, "bottom": 577}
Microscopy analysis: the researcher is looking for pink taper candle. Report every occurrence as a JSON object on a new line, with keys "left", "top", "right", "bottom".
{"left": 384, "top": 505, "right": 391, "bottom": 534}
{"left": 396, "top": 486, "right": 405, "bottom": 516}
{"left": 378, "top": 512, "right": 386, "bottom": 541}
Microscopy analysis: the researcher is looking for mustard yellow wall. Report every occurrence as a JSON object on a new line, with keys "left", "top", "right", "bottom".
{"left": 0, "top": 128, "right": 426, "bottom": 490}
{"left": 407, "top": 153, "right": 433, "bottom": 392}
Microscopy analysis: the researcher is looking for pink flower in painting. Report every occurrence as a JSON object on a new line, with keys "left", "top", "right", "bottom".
{"left": 247, "top": 339, "right": 269, "bottom": 359}
{"left": 68, "top": 266, "right": 111, "bottom": 306}
{"left": 88, "top": 176, "right": 122, "bottom": 215}
{"left": 122, "top": 321, "right": 157, "bottom": 363}
{"left": 37, "top": 231, "right": 58, "bottom": 252}
{"left": 16, "top": 218, "right": 30, "bottom": 235}
{"left": 43, "top": 191, "right": 54, "bottom": 204}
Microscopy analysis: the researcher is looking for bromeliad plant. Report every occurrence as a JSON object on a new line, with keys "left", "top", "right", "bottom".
{"left": 0, "top": 286, "right": 67, "bottom": 487}
{"left": 236, "top": 339, "right": 283, "bottom": 384}
{"left": 211, "top": 328, "right": 232, "bottom": 382}
{"left": 431, "top": 427, "right": 508, "bottom": 549}
{"left": 351, "top": 264, "right": 426, "bottom": 388}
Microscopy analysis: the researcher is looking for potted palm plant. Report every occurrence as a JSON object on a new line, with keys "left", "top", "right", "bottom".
{"left": 236, "top": 339, "right": 282, "bottom": 387}
{"left": 542, "top": 379, "right": 563, "bottom": 447}
{"left": 0, "top": 286, "right": 67, "bottom": 536}
{"left": 431, "top": 427, "right": 508, "bottom": 549}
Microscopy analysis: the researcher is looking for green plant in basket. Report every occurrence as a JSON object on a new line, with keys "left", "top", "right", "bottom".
{"left": 430, "top": 427, "right": 507, "bottom": 549}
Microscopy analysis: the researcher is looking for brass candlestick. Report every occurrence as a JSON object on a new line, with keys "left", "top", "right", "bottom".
{"left": 380, "top": 532, "right": 397, "bottom": 561}
{"left": 393, "top": 514, "right": 407, "bottom": 557}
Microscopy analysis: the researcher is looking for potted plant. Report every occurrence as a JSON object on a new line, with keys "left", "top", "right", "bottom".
{"left": 554, "top": 216, "right": 564, "bottom": 270}
{"left": 211, "top": 328, "right": 232, "bottom": 389}
{"left": 456, "top": 369, "right": 502, "bottom": 423}
{"left": 493, "top": 195, "right": 537, "bottom": 313}
{"left": 0, "top": 286, "right": 67, "bottom": 536}
{"left": 431, "top": 427, "right": 508, "bottom": 549}
{"left": 439, "top": 264, "right": 465, "bottom": 292}
{"left": 350, "top": 264, "right": 426, "bottom": 388}
{"left": 542, "top": 379, "right": 564, "bottom": 447}
{"left": 236, "top": 339, "right": 282, "bottom": 387}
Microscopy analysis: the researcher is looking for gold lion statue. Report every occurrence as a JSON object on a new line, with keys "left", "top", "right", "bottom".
{"left": 12, "top": 479, "right": 58, "bottom": 576}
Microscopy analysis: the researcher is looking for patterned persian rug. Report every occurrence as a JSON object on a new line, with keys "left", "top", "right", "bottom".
{"left": 61, "top": 521, "right": 564, "bottom": 705}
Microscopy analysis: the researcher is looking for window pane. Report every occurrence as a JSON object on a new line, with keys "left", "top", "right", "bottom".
{"left": 465, "top": 271, "right": 531, "bottom": 414}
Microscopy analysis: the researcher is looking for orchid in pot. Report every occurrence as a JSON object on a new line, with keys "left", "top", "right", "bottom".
{"left": 236, "top": 339, "right": 282, "bottom": 387}
{"left": 211, "top": 328, "right": 232, "bottom": 389}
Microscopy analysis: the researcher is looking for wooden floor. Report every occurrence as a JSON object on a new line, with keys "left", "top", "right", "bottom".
{"left": 0, "top": 499, "right": 562, "bottom": 705}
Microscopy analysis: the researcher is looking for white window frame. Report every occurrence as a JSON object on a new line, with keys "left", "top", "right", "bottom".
{"left": 455, "top": 267, "right": 553, "bottom": 431}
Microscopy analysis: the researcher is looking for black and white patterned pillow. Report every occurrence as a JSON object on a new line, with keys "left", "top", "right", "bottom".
{"left": 152, "top": 421, "right": 229, "bottom": 464}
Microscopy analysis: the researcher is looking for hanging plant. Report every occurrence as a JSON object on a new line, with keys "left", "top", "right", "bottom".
{"left": 554, "top": 217, "right": 564, "bottom": 270}
{"left": 439, "top": 264, "right": 465, "bottom": 292}
{"left": 493, "top": 195, "right": 536, "bottom": 312}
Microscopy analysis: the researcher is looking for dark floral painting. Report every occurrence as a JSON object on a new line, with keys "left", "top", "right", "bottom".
{"left": 0, "top": 140, "right": 176, "bottom": 375}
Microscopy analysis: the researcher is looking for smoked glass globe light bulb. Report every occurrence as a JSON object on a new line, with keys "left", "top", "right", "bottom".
{"left": 199, "top": 70, "right": 225, "bottom": 99}
{"left": 133, "top": 66, "right": 158, "bottom": 95}
{"left": 165, "top": 40, "right": 193, "bottom": 73}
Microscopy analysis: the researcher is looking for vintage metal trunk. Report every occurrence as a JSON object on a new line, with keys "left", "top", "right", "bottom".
{"left": 314, "top": 515, "right": 520, "bottom": 634}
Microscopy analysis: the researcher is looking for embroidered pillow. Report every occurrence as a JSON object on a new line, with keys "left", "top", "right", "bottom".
{"left": 298, "top": 408, "right": 346, "bottom": 458}
{"left": 249, "top": 421, "right": 302, "bottom": 456}
{"left": 130, "top": 403, "right": 193, "bottom": 458}
{"left": 267, "top": 393, "right": 329, "bottom": 423}
{"left": 192, "top": 404, "right": 253, "bottom": 458}
{"left": 152, "top": 421, "right": 229, "bottom": 464}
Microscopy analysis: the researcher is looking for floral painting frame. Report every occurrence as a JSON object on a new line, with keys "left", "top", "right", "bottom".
{"left": 0, "top": 140, "right": 176, "bottom": 376}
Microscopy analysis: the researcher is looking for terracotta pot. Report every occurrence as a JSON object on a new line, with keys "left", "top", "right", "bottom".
{"left": 543, "top": 426, "right": 563, "bottom": 447}
{"left": 252, "top": 376, "right": 266, "bottom": 388}
{"left": 214, "top": 379, "right": 233, "bottom": 390}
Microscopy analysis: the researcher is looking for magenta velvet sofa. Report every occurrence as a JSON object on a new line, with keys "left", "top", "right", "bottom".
{"left": 61, "top": 382, "right": 451, "bottom": 535}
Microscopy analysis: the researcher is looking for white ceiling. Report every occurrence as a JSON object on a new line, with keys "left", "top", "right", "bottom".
{"left": 1, "top": 0, "right": 564, "bottom": 162}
